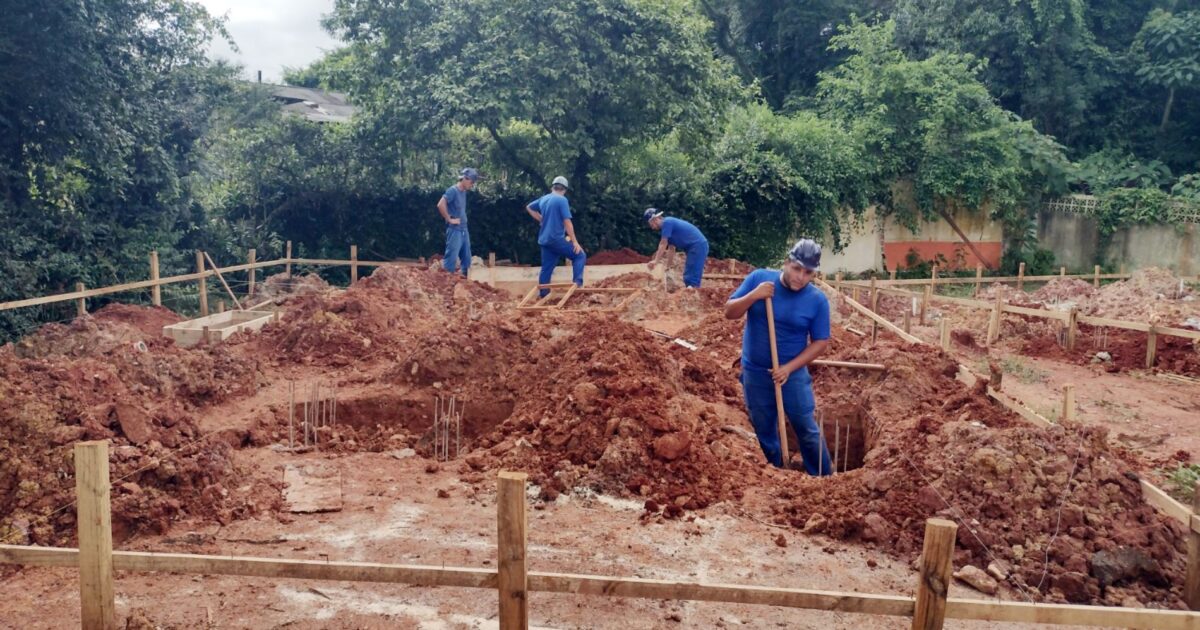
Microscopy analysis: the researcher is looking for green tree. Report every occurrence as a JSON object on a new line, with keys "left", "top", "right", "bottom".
{"left": 1132, "top": 9, "right": 1200, "bottom": 130}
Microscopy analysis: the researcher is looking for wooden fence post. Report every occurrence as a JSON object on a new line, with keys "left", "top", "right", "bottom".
{"left": 1059, "top": 266, "right": 1066, "bottom": 278}
{"left": 913, "top": 518, "right": 957, "bottom": 630}
{"left": 939, "top": 319, "right": 950, "bottom": 352}
{"left": 869, "top": 275, "right": 879, "bottom": 343}
{"left": 76, "top": 282, "right": 86, "bottom": 317}
{"left": 196, "top": 250, "right": 208, "bottom": 317}
{"left": 498, "top": 471, "right": 529, "bottom": 630}
{"left": 247, "top": 248, "right": 256, "bottom": 299}
{"left": 1120, "top": 263, "right": 1127, "bottom": 276}
{"left": 1186, "top": 483, "right": 1200, "bottom": 610}
{"left": 987, "top": 294, "right": 1003, "bottom": 345}
{"left": 835, "top": 272, "right": 843, "bottom": 293}
{"left": 919, "top": 284, "right": 931, "bottom": 326}
{"left": 1062, "top": 384, "right": 1075, "bottom": 423}
{"left": 930, "top": 265, "right": 938, "bottom": 292}
{"left": 1146, "top": 325, "right": 1158, "bottom": 369}
{"left": 350, "top": 245, "right": 359, "bottom": 285}
{"left": 1017, "top": 262, "right": 1026, "bottom": 292}
{"left": 76, "top": 440, "right": 116, "bottom": 630}
{"left": 890, "top": 268, "right": 897, "bottom": 281}
{"left": 217, "top": 300, "right": 225, "bottom": 314}
{"left": 1093, "top": 265, "right": 1100, "bottom": 288}
{"left": 974, "top": 264, "right": 982, "bottom": 297}
{"left": 285, "top": 241, "right": 292, "bottom": 277}
{"left": 903, "top": 309, "right": 912, "bottom": 334}
{"left": 1066, "top": 307, "right": 1078, "bottom": 351}
{"left": 149, "top": 250, "right": 161, "bottom": 307}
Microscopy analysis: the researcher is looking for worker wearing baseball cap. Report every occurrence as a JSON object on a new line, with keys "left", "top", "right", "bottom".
{"left": 437, "top": 167, "right": 480, "bottom": 277}
{"left": 525, "top": 176, "right": 586, "bottom": 297}
{"left": 643, "top": 208, "right": 709, "bottom": 288}
{"left": 723, "top": 238, "right": 833, "bottom": 474}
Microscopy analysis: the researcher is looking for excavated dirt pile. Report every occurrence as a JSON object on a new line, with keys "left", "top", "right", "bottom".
{"left": 588, "top": 248, "right": 651, "bottom": 265}
{"left": 253, "top": 266, "right": 509, "bottom": 366}
{"left": 470, "top": 314, "right": 768, "bottom": 513}
{"left": 257, "top": 272, "right": 332, "bottom": 301}
{"left": 0, "top": 305, "right": 277, "bottom": 547}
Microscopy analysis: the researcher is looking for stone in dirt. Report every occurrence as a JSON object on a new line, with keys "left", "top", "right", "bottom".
{"left": 1090, "top": 547, "right": 1167, "bottom": 588}
{"left": 954, "top": 565, "right": 999, "bottom": 595}
{"left": 652, "top": 431, "right": 692, "bottom": 461}
{"left": 114, "top": 402, "right": 154, "bottom": 445}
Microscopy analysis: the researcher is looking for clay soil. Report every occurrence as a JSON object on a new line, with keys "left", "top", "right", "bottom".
{"left": 1, "top": 267, "right": 1198, "bottom": 627}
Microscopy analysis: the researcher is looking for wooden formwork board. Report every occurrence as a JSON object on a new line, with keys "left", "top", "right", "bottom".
{"left": 517, "top": 286, "right": 640, "bottom": 312}
{"left": 163, "top": 310, "right": 276, "bottom": 348}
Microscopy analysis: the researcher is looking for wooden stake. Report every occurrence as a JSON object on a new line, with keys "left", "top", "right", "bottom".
{"left": 1017, "top": 262, "right": 1025, "bottom": 292}
{"left": 217, "top": 300, "right": 225, "bottom": 314}
{"left": 919, "top": 284, "right": 931, "bottom": 326}
{"left": 987, "top": 294, "right": 1003, "bottom": 346}
{"left": 197, "top": 250, "right": 209, "bottom": 317}
{"left": 903, "top": 309, "right": 912, "bottom": 334}
{"left": 76, "top": 282, "right": 86, "bottom": 317}
{"left": 1061, "top": 384, "right": 1075, "bottom": 423}
{"left": 912, "top": 518, "right": 957, "bottom": 630}
{"left": 835, "top": 272, "right": 843, "bottom": 293}
{"left": 1187, "top": 483, "right": 1200, "bottom": 610}
{"left": 488, "top": 252, "right": 496, "bottom": 268}
{"left": 149, "top": 250, "right": 161, "bottom": 307}
{"left": 939, "top": 319, "right": 950, "bottom": 352}
{"left": 869, "top": 276, "right": 879, "bottom": 343}
{"left": 890, "top": 268, "right": 897, "bottom": 281}
{"left": 974, "top": 265, "right": 982, "bottom": 297}
{"left": 247, "top": 249, "right": 256, "bottom": 298}
{"left": 350, "top": 245, "right": 359, "bottom": 284}
{"left": 1147, "top": 325, "right": 1158, "bottom": 369}
{"left": 203, "top": 252, "right": 244, "bottom": 311}
{"left": 852, "top": 286, "right": 860, "bottom": 304}
{"left": 930, "top": 265, "right": 938, "bottom": 292}
{"left": 1093, "top": 265, "right": 1100, "bottom": 288}
{"left": 1121, "top": 263, "right": 1127, "bottom": 276}
{"left": 76, "top": 441, "right": 116, "bottom": 630}
{"left": 498, "top": 472, "right": 529, "bottom": 630}
{"left": 1066, "top": 307, "right": 1078, "bottom": 351}
{"left": 1059, "top": 266, "right": 1066, "bottom": 278}
{"left": 285, "top": 241, "right": 292, "bottom": 276}
{"left": 765, "top": 298, "right": 790, "bottom": 467}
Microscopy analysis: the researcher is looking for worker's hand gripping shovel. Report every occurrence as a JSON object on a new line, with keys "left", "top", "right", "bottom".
{"left": 765, "top": 297, "right": 790, "bottom": 468}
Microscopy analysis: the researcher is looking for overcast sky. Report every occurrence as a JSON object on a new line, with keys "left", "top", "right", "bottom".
{"left": 198, "top": 0, "right": 341, "bottom": 84}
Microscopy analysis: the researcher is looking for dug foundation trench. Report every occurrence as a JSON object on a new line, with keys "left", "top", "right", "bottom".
{"left": 2, "top": 255, "right": 1200, "bottom": 626}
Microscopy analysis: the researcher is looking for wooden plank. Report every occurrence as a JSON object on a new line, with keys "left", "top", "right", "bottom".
{"left": 528, "top": 572, "right": 916, "bottom": 616}
{"left": 811, "top": 360, "right": 887, "bottom": 371}
{"left": 497, "top": 472, "right": 529, "bottom": 630}
{"left": 75, "top": 441, "right": 116, "bottom": 630}
{"left": 517, "top": 286, "right": 539, "bottom": 309}
{"left": 817, "top": 280, "right": 922, "bottom": 345}
{"left": 1002, "top": 303, "right": 1070, "bottom": 322}
{"left": 1077, "top": 315, "right": 1152, "bottom": 332}
{"left": 204, "top": 252, "right": 244, "bottom": 311}
{"left": 988, "top": 387, "right": 1052, "bottom": 428}
{"left": 197, "top": 250, "right": 208, "bottom": 317}
{"left": 149, "top": 251, "right": 161, "bottom": 306}
{"left": 945, "top": 598, "right": 1200, "bottom": 629}
{"left": 913, "top": 518, "right": 957, "bottom": 630}
{"left": 555, "top": 284, "right": 577, "bottom": 309}
{"left": 1142, "top": 479, "right": 1191, "bottom": 525}
{"left": 1187, "top": 484, "right": 1200, "bottom": 610}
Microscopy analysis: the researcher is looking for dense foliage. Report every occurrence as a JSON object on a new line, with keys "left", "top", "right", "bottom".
{"left": 2, "top": 0, "right": 1198, "bottom": 337}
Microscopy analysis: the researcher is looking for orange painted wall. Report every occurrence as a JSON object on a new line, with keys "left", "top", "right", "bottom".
{"left": 883, "top": 241, "right": 1002, "bottom": 271}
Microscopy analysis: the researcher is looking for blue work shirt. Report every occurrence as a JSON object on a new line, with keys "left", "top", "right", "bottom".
{"left": 731, "top": 269, "right": 831, "bottom": 374}
{"left": 443, "top": 185, "right": 468, "bottom": 230}
{"left": 529, "top": 193, "right": 572, "bottom": 246}
{"left": 661, "top": 217, "right": 706, "bottom": 250}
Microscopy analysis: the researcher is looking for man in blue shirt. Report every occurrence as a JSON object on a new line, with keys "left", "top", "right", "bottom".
{"left": 724, "top": 238, "right": 833, "bottom": 475}
{"left": 526, "top": 176, "right": 586, "bottom": 297}
{"left": 437, "top": 167, "right": 479, "bottom": 277}
{"left": 643, "top": 209, "right": 709, "bottom": 288}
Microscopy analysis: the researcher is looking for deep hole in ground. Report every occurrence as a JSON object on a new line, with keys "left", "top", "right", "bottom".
{"left": 815, "top": 404, "right": 870, "bottom": 472}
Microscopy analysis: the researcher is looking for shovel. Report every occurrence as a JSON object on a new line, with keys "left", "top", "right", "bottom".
{"left": 765, "top": 297, "right": 790, "bottom": 468}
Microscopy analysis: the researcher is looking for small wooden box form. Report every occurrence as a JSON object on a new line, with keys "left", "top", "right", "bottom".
{"left": 163, "top": 310, "right": 276, "bottom": 348}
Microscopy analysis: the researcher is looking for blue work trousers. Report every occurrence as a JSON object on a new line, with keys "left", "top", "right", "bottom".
{"left": 741, "top": 366, "right": 833, "bottom": 475}
{"left": 682, "top": 240, "right": 709, "bottom": 288}
{"left": 538, "top": 240, "right": 587, "bottom": 297}
{"left": 443, "top": 227, "right": 471, "bottom": 276}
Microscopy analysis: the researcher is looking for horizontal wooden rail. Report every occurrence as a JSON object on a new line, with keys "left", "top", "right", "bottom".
{"left": 0, "top": 259, "right": 288, "bottom": 312}
{"left": 2, "top": 545, "right": 1198, "bottom": 628}
{"left": 841, "top": 273, "right": 1134, "bottom": 287}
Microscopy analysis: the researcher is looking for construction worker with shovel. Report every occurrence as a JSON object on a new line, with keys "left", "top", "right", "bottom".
{"left": 643, "top": 208, "right": 709, "bottom": 288}
{"left": 526, "top": 176, "right": 587, "bottom": 297}
{"left": 724, "top": 238, "right": 833, "bottom": 475}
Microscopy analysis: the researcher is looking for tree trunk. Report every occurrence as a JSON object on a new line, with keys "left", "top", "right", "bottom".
{"left": 1161, "top": 87, "right": 1175, "bottom": 131}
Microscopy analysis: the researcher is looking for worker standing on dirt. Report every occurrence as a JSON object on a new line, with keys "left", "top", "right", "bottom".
{"left": 526, "top": 176, "right": 586, "bottom": 297}
{"left": 437, "top": 167, "right": 480, "bottom": 277}
{"left": 724, "top": 238, "right": 833, "bottom": 475}
{"left": 643, "top": 209, "right": 709, "bottom": 288}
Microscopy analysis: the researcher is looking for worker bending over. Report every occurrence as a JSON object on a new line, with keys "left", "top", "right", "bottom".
{"left": 643, "top": 209, "right": 709, "bottom": 288}
{"left": 526, "top": 176, "right": 586, "bottom": 297}
{"left": 724, "top": 239, "right": 833, "bottom": 475}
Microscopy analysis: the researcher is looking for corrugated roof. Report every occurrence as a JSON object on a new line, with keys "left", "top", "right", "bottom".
{"left": 265, "top": 83, "right": 355, "bottom": 123}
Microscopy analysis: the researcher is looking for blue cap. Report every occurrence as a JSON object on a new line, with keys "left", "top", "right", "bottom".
{"left": 459, "top": 167, "right": 480, "bottom": 182}
{"left": 643, "top": 208, "right": 663, "bottom": 222}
